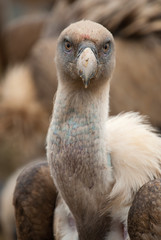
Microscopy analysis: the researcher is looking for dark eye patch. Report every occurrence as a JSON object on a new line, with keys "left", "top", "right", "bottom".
{"left": 98, "top": 39, "right": 113, "bottom": 64}
{"left": 102, "top": 39, "right": 111, "bottom": 54}
{"left": 59, "top": 37, "right": 76, "bottom": 64}
{"left": 63, "top": 38, "right": 73, "bottom": 52}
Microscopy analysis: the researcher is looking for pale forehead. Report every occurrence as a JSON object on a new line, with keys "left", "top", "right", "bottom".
{"left": 59, "top": 20, "right": 113, "bottom": 43}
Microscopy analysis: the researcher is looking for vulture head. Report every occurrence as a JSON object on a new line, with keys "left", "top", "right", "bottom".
{"left": 55, "top": 20, "right": 115, "bottom": 90}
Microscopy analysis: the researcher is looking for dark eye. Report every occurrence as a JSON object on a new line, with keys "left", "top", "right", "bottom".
{"left": 64, "top": 40, "right": 72, "bottom": 51}
{"left": 102, "top": 41, "right": 110, "bottom": 53}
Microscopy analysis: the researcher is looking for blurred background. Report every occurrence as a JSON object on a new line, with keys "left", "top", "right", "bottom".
{"left": 0, "top": 0, "right": 161, "bottom": 239}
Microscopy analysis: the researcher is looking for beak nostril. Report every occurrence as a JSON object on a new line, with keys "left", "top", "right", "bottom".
{"left": 83, "top": 58, "right": 89, "bottom": 67}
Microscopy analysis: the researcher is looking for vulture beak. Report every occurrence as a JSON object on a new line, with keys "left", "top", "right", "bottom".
{"left": 77, "top": 47, "right": 97, "bottom": 88}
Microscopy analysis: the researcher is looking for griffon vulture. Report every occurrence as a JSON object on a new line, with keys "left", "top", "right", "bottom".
{"left": 14, "top": 20, "right": 161, "bottom": 240}
{"left": 46, "top": 20, "right": 161, "bottom": 240}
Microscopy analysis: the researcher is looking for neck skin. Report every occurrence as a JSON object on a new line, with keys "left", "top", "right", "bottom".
{"left": 47, "top": 78, "right": 113, "bottom": 239}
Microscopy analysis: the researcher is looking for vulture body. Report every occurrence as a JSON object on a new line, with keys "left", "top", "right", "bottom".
{"left": 128, "top": 179, "right": 161, "bottom": 240}
{"left": 13, "top": 161, "right": 57, "bottom": 240}
{"left": 14, "top": 20, "right": 161, "bottom": 240}
{"left": 46, "top": 20, "right": 161, "bottom": 239}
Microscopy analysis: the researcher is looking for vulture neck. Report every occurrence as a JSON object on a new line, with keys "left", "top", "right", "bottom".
{"left": 54, "top": 81, "right": 111, "bottom": 123}
{"left": 49, "top": 81, "right": 113, "bottom": 239}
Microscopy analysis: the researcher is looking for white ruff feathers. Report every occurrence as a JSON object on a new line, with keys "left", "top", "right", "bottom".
{"left": 105, "top": 112, "right": 161, "bottom": 223}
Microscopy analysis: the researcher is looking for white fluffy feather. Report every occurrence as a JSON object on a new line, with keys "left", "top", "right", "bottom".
{"left": 54, "top": 197, "right": 78, "bottom": 240}
{"left": 106, "top": 112, "right": 161, "bottom": 223}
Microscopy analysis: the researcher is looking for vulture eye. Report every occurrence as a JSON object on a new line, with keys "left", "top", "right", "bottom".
{"left": 102, "top": 41, "right": 110, "bottom": 53}
{"left": 64, "top": 40, "right": 72, "bottom": 52}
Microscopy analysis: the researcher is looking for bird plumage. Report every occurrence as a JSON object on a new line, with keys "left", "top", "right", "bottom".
{"left": 47, "top": 20, "right": 115, "bottom": 240}
{"left": 13, "top": 19, "right": 161, "bottom": 240}
{"left": 47, "top": 20, "right": 161, "bottom": 239}
{"left": 13, "top": 161, "right": 57, "bottom": 240}
{"left": 12, "top": 111, "right": 161, "bottom": 240}
{"left": 128, "top": 179, "right": 161, "bottom": 240}
{"left": 54, "top": 195, "right": 78, "bottom": 240}
{"left": 106, "top": 112, "right": 161, "bottom": 223}
{"left": 52, "top": 112, "right": 161, "bottom": 240}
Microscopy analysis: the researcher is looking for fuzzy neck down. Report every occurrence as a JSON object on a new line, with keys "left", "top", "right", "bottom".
{"left": 47, "top": 82, "right": 114, "bottom": 239}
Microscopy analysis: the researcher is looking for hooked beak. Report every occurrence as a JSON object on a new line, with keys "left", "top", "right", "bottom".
{"left": 77, "top": 47, "right": 97, "bottom": 88}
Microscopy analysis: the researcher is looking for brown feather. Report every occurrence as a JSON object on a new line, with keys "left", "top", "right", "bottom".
{"left": 128, "top": 179, "right": 161, "bottom": 240}
{"left": 13, "top": 161, "right": 57, "bottom": 240}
